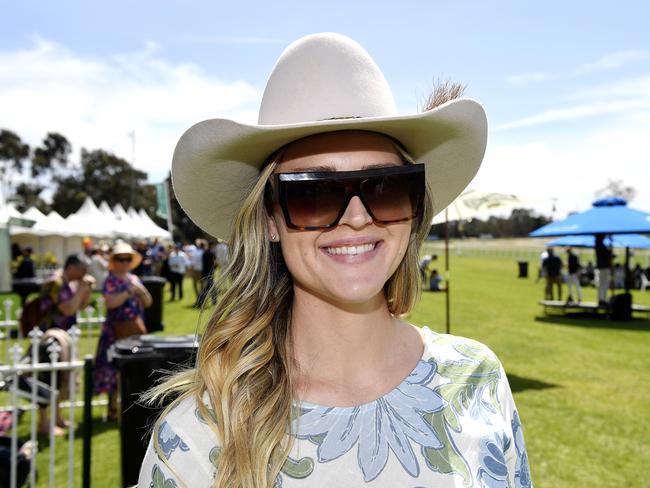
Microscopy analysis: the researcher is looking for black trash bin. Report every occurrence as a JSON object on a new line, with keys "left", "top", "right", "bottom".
{"left": 610, "top": 293, "right": 632, "bottom": 321}
{"left": 110, "top": 334, "right": 199, "bottom": 488}
{"left": 517, "top": 261, "right": 529, "bottom": 278}
{"left": 141, "top": 276, "right": 167, "bottom": 332}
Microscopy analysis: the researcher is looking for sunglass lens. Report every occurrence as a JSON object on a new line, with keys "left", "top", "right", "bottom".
{"left": 285, "top": 180, "right": 345, "bottom": 228}
{"left": 361, "top": 173, "right": 422, "bottom": 222}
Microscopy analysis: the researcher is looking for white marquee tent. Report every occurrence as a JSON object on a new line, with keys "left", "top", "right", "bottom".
{"left": 7, "top": 198, "right": 171, "bottom": 266}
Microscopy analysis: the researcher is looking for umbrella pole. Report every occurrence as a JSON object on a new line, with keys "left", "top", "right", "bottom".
{"left": 444, "top": 208, "right": 450, "bottom": 334}
{"left": 625, "top": 246, "right": 631, "bottom": 294}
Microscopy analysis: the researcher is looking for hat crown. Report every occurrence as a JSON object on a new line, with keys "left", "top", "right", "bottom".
{"left": 258, "top": 33, "right": 398, "bottom": 125}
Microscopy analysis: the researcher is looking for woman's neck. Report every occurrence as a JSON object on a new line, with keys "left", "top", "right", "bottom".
{"left": 290, "top": 285, "right": 421, "bottom": 406}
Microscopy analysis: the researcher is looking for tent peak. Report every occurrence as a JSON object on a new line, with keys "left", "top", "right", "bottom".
{"left": 593, "top": 197, "right": 627, "bottom": 207}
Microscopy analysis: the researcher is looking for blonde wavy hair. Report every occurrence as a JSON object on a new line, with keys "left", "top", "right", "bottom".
{"left": 145, "top": 133, "right": 435, "bottom": 488}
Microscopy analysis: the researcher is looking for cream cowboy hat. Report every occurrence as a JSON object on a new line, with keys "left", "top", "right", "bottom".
{"left": 172, "top": 32, "right": 487, "bottom": 239}
{"left": 109, "top": 242, "right": 143, "bottom": 271}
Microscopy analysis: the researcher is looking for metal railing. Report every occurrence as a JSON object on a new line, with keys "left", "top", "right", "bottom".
{"left": 0, "top": 299, "right": 104, "bottom": 488}
{"left": 0, "top": 326, "right": 94, "bottom": 488}
{"left": 0, "top": 297, "right": 106, "bottom": 359}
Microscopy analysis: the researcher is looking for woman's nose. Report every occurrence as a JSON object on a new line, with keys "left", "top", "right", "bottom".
{"left": 337, "top": 195, "right": 373, "bottom": 228}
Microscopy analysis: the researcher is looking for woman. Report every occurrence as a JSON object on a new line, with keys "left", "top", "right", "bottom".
{"left": 139, "top": 33, "right": 532, "bottom": 487}
{"left": 94, "top": 242, "right": 152, "bottom": 420}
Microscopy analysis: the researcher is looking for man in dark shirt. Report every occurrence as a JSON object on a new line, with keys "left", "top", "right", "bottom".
{"left": 595, "top": 234, "right": 612, "bottom": 306}
{"left": 566, "top": 248, "right": 582, "bottom": 303}
{"left": 542, "top": 248, "right": 563, "bottom": 300}
{"left": 14, "top": 246, "right": 36, "bottom": 279}
{"left": 197, "top": 241, "right": 217, "bottom": 307}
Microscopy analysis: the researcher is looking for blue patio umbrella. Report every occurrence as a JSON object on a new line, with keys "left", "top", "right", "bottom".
{"left": 546, "top": 233, "right": 650, "bottom": 249}
{"left": 531, "top": 197, "right": 650, "bottom": 298}
{"left": 529, "top": 197, "right": 650, "bottom": 237}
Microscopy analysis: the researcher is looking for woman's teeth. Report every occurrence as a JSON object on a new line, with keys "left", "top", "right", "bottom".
{"left": 325, "top": 243, "right": 376, "bottom": 255}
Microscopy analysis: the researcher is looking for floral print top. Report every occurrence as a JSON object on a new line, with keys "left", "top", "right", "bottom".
{"left": 139, "top": 327, "right": 533, "bottom": 487}
{"left": 39, "top": 271, "right": 76, "bottom": 330}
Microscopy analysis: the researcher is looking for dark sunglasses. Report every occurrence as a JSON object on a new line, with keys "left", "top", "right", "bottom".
{"left": 266, "top": 165, "right": 425, "bottom": 230}
{"left": 114, "top": 256, "right": 133, "bottom": 263}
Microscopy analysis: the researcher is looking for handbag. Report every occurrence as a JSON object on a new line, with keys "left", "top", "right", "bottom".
{"left": 114, "top": 315, "right": 147, "bottom": 339}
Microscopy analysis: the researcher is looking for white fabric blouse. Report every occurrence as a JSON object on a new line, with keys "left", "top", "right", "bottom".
{"left": 139, "top": 327, "right": 532, "bottom": 487}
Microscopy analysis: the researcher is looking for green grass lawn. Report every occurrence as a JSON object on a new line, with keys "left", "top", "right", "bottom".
{"left": 2, "top": 255, "right": 650, "bottom": 487}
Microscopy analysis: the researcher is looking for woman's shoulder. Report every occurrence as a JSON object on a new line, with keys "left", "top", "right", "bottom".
{"left": 154, "top": 392, "right": 219, "bottom": 453}
{"left": 140, "top": 393, "right": 219, "bottom": 487}
{"left": 419, "top": 325, "right": 502, "bottom": 367}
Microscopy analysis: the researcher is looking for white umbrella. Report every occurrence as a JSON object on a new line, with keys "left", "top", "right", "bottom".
{"left": 432, "top": 190, "right": 521, "bottom": 224}
{"left": 433, "top": 190, "right": 522, "bottom": 333}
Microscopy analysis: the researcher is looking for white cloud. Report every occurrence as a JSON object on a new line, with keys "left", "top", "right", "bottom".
{"left": 471, "top": 124, "right": 650, "bottom": 219}
{"left": 505, "top": 71, "right": 552, "bottom": 86}
{"left": 575, "top": 50, "right": 649, "bottom": 75}
{"left": 494, "top": 98, "right": 650, "bottom": 131}
{"left": 505, "top": 50, "right": 649, "bottom": 86}
{"left": 0, "top": 37, "right": 262, "bottom": 184}
{"left": 182, "top": 35, "right": 282, "bottom": 45}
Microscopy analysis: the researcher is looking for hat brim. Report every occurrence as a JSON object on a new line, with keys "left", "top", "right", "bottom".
{"left": 172, "top": 98, "right": 487, "bottom": 239}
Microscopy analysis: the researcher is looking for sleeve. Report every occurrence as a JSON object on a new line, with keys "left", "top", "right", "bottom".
{"left": 139, "top": 436, "right": 184, "bottom": 488}
{"left": 138, "top": 397, "right": 217, "bottom": 488}
{"left": 499, "top": 365, "right": 533, "bottom": 488}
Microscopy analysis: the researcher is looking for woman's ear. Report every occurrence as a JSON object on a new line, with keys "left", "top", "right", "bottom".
{"left": 267, "top": 215, "right": 280, "bottom": 242}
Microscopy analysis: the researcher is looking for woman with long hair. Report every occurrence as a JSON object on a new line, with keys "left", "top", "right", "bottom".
{"left": 139, "top": 33, "right": 532, "bottom": 487}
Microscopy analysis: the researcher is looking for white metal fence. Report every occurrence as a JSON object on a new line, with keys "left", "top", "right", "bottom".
{"left": 0, "top": 299, "right": 105, "bottom": 488}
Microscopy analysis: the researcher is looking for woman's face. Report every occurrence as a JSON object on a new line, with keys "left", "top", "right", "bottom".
{"left": 268, "top": 131, "right": 412, "bottom": 308}
{"left": 112, "top": 254, "right": 133, "bottom": 273}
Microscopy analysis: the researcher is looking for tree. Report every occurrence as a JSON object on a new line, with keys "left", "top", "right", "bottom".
{"left": 31, "top": 132, "right": 71, "bottom": 177}
{"left": 12, "top": 182, "right": 50, "bottom": 213}
{"left": 595, "top": 179, "right": 636, "bottom": 203}
{"left": 0, "top": 129, "right": 30, "bottom": 185}
{"left": 51, "top": 148, "right": 156, "bottom": 217}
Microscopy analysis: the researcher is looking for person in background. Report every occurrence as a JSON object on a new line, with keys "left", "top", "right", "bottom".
{"left": 613, "top": 263, "right": 625, "bottom": 289}
{"left": 429, "top": 268, "right": 445, "bottom": 291}
{"left": 595, "top": 234, "right": 612, "bottom": 306}
{"left": 418, "top": 254, "right": 435, "bottom": 285}
{"left": 215, "top": 238, "right": 229, "bottom": 271}
{"left": 542, "top": 247, "right": 562, "bottom": 301}
{"left": 14, "top": 246, "right": 36, "bottom": 279}
{"left": 35, "top": 254, "right": 95, "bottom": 435}
{"left": 566, "top": 248, "right": 582, "bottom": 303}
{"left": 149, "top": 238, "right": 165, "bottom": 275}
{"left": 583, "top": 261, "right": 595, "bottom": 286}
{"left": 94, "top": 242, "right": 152, "bottom": 421}
{"left": 132, "top": 240, "right": 153, "bottom": 276}
{"left": 39, "top": 254, "right": 94, "bottom": 331}
{"left": 168, "top": 243, "right": 189, "bottom": 301}
{"left": 190, "top": 239, "right": 206, "bottom": 304}
{"left": 88, "top": 247, "right": 109, "bottom": 289}
{"left": 197, "top": 240, "right": 217, "bottom": 307}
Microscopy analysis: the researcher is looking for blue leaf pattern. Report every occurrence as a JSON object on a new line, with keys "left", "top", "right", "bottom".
{"left": 293, "top": 360, "right": 445, "bottom": 482}
{"left": 158, "top": 420, "right": 190, "bottom": 460}
{"left": 512, "top": 411, "right": 532, "bottom": 488}
{"left": 477, "top": 434, "right": 510, "bottom": 488}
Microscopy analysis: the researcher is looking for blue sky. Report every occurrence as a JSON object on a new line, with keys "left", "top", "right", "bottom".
{"left": 1, "top": 0, "right": 649, "bottom": 217}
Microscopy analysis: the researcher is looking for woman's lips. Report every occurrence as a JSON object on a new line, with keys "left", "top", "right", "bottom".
{"left": 320, "top": 241, "right": 382, "bottom": 263}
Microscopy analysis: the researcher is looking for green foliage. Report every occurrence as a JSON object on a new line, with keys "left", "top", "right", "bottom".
{"left": 51, "top": 148, "right": 156, "bottom": 217}
{"left": 31, "top": 132, "right": 71, "bottom": 177}
{"left": 12, "top": 182, "right": 50, "bottom": 213}
{"left": 0, "top": 128, "right": 30, "bottom": 178}
{"left": 431, "top": 208, "right": 552, "bottom": 238}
